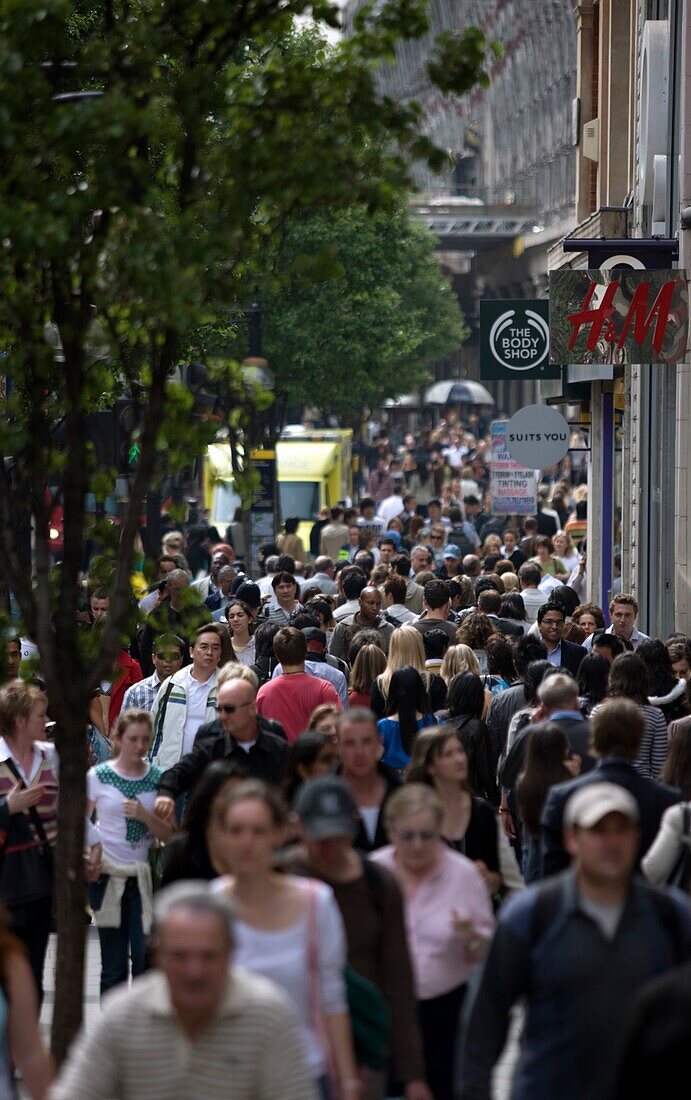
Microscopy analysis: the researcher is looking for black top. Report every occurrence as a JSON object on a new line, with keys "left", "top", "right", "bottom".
{"left": 370, "top": 673, "right": 446, "bottom": 720}
{"left": 335, "top": 762, "right": 402, "bottom": 852}
{"left": 444, "top": 796, "right": 500, "bottom": 871}
{"left": 443, "top": 713, "right": 499, "bottom": 805}
{"left": 157, "top": 717, "right": 289, "bottom": 798}
{"left": 160, "top": 834, "right": 216, "bottom": 886}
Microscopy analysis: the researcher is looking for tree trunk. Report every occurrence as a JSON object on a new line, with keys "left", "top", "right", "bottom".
{"left": 50, "top": 715, "right": 88, "bottom": 1066}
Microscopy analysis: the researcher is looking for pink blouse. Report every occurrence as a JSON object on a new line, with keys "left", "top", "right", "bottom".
{"left": 372, "top": 844, "right": 495, "bottom": 1000}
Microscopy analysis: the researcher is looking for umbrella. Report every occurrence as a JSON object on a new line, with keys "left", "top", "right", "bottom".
{"left": 424, "top": 379, "right": 495, "bottom": 406}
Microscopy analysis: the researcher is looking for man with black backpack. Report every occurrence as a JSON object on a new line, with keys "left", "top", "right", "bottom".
{"left": 459, "top": 783, "right": 691, "bottom": 1100}
{"left": 286, "top": 776, "right": 431, "bottom": 1100}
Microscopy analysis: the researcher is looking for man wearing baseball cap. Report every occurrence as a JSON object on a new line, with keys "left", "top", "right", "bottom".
{"left": 285, "top": 778, "right": 430, "bottom": 1100}
{"left": 459, "top": 783, "right": 691, "bottom": 1100}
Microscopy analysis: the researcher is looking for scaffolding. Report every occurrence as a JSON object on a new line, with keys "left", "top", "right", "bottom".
{"left": 343, "top": 0, "right": 577, "bottom": 226}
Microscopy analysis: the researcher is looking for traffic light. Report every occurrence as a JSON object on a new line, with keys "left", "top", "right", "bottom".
{"left": 85, "top": 398, "right": 143, "bottom": 475}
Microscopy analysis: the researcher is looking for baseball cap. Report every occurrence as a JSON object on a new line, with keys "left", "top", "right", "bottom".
{"left": 293, "top": 777, "right": 360, "bottom": 839}
{"left": 564, "top": 782, "right": 639, "bottom": 829}
{"left": 302, "top": 627, "right": 327, "bottom": 650}
{"left": 442, "top": 544, "right": 462, "bottom": 559}
{"left": 235, "top": 581, "right": 262, "bottom": 609}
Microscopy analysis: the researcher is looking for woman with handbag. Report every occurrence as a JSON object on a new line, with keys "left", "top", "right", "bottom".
{"left": 0, "top": 681, "right": 58, "bottom": 1001}
{"left": 211, "top": 779, "right": 359, "bottom": 1100}
{"left": 86, "top": 708, "right": 172, "bottom": 995}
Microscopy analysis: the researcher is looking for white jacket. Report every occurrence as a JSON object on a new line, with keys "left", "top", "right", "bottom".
{"left": 149, "top": 667, "right": 218, "bottom": 771}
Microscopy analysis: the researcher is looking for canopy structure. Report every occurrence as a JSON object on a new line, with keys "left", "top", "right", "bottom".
{"left": 383, "top": 394, "right": 420, "bottom": 408}
{"left": 424, "top": 380, "right": 495, "bottom": 406}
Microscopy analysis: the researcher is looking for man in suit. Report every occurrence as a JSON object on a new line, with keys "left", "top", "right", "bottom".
{"left": 540, "top": 697, "right": 680, "bottom": 876}
{"left": 500, "top": 672, "right": 595, "bottom": 793}
{"left": 536, "top": 600, "right": 586, "bottom": 676}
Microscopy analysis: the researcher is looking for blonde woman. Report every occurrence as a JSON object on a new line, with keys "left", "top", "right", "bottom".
{"left": 371, "top": 627, "right": 446, "bottom": 717}
{"left": 441, "top": 645, "right": 493, "bottom": 716}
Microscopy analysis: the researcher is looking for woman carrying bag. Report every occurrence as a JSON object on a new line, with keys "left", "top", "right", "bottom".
{"left": 0, "top": 681, "right": 58, "bottom": 1001}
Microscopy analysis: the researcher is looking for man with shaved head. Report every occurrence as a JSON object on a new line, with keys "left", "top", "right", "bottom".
{"left": 328, "top": 585, "right": 395, "bottom": 660}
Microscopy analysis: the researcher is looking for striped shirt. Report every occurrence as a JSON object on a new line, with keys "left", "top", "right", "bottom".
{"left": 121, "top": 673, "right": 165, "bottom": 714}
{"left": 0, "top": 739, "right": 59, "bottom": 846}
{"left": 50, "top": 967, "right": 318, "bottom": 1100}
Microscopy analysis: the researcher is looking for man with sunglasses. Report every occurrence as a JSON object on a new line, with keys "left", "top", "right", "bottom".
{"left": 121, "top": 634, "right": 185, "bottom": 713}
{"left": 154, "top": 675, "right": 288, "bottom": 822}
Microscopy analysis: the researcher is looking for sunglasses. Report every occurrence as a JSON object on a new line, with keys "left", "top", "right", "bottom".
{"left": 396, "top": 829, "right": 438, "bottom": 842}
{"left": 155, "top": 651, "right": 182, "bottom": 661}
{"left": 215, "top": 701, "right": 252, "bottom": 715}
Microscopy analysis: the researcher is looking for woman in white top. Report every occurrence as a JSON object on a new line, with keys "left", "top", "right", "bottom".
{"left": 225, "top": 600, "right": 257, "bottom": 667}
{"left": 86, "top": 709, "right": 172, "bottom": 996}
{"left": 212, "top": 780, "right": 358, "bottom": 1100}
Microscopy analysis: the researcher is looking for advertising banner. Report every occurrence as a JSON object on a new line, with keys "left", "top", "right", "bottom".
{"left": 490, "top": 421, "right": 537, "bottom": 516}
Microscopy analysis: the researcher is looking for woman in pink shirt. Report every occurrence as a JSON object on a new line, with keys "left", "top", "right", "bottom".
{"left": 372, "top": 784, "right": 495, "bottom": 1100}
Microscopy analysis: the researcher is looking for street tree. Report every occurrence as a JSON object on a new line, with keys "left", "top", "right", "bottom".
{"left": 0, "top": 0, "right": 498, "bottom": 1060}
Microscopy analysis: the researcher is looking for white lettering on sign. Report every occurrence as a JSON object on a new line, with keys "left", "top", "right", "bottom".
{"left": 490, "top": 309, "right": 550, "bottom": 372}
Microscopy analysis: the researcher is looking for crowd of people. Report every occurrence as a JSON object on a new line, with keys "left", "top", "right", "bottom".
{"left": 2, "top": 429, "right": 691, "bottom": 1099}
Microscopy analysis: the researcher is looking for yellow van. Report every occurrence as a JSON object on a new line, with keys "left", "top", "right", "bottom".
{"left": 204, "top": 429, "right": 353, "bottom": 555}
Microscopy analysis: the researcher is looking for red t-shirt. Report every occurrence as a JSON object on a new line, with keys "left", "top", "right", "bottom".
{"left": 256, "top": 672, "right": 342, "bottom": 743}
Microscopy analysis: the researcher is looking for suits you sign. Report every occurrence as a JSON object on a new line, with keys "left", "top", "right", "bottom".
{"left": 505, "top": 405, "right": 570, "bottom": 468}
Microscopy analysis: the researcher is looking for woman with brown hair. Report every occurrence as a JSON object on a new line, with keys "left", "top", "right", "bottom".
{"left": 212, "top": 780, "right": 358, "bottom": 1100}
{"left": 516, "top": 722, "right": 578, "bottom": 883}
{"left": 457, "top": 612, "right": 497, "bottom": 675}
{"left": 0, "top": 680, "right": 58, "bottom": 999}
{"left": 408, "top": 726, "right": 502, "bottom": 892}
{"left": 347, "top": 643, "right": 387, "bottom": 708}
{"left": 87, "top": 709, "right": 173, "bottom": 995}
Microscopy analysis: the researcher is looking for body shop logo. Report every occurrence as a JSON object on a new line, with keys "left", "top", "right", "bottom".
{"left": 489, "top": 308, "right": 550, "bottom": 372}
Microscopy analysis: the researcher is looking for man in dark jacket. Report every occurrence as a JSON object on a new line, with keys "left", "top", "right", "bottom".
{"left": 540, "top": 697, "right": 680, "bottom": 876}
{"left": 336, "top": 708, "right": 401, "bottom": 852}
{"left": 536, "top": 601, "right": 586, "bottom": 676}
{"left": 460, "top": 782, "right": 690, "bottom": 1100}
{"left": 486, "top": 636, "right": 548, "bottom": 767}
{"left": 154, "top": 676, "right": 288, "bottom": 820}
{"left": 500, "top": 672, "right": 594, "bottom": 792}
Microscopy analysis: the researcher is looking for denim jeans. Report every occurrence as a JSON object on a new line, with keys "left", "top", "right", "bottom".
{"left": 98, "top": 877, "right": 147, "bottom": 996}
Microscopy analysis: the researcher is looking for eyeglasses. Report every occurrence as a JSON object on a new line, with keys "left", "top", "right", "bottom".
{"left": 197, "top": 644, "right": 222, "bottom": 653}
{"left": 396, "top": 829, "right": 438, "bottom": 842}
{"left": 215, "top": 701, "right": 252, "bottom": 715}
{"left": 542, "top": 618, "right": 564, "bottom": 627}
{"left": 429, "top": 534, "right": 443, "bottom": 541}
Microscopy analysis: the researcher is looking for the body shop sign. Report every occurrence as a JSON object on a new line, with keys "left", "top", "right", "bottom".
{"left": 480, "top": 300, "right": 561, "bottom": 380}
{"left": 549, "top": 269, "right": 688, "bottom": 364}
{"left": 490, "top": 421, "right": 537, "bottom": 516}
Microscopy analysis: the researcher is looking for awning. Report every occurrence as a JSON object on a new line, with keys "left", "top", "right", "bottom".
{"left": 424, "top": 379, "right": 495, "bottom": 406}
{"left": 383, "top": 394, "right": 420, "bottom": 408}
